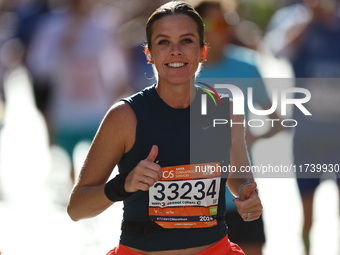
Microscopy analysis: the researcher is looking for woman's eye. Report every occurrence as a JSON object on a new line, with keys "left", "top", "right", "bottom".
{"left": 183, "top": 38, "right": 193, "bottom": 43}
{"left": 158, "top": 40, "right": 169, "bottom": 45}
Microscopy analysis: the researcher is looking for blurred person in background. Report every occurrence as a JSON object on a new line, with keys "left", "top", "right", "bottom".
{"left": 8, "top": 0, "right": 52, "bottom": 115}
{"left": 117, "top": 0, "right": 167, "bottom": 92}
{"left": 195, "top": 1, "right": 284, "bottom": 255}
{"left": 0, "top": 0, "right": 21, "bottom": 126}
{"left": 26, "top": 0, "right": 130, "bottom": 181}
{"left": 0, "top": 0, "right": 26, "bottom": 198}
{"left": 13, "top": 0, "right": 51, "bottom": 56}
{"left": 266, "top": 0, "right": 340, "bottom": 254}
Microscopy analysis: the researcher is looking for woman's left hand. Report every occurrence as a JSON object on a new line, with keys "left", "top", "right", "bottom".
{"left": 232, "top": 182, "right": 263, "bottom": 221}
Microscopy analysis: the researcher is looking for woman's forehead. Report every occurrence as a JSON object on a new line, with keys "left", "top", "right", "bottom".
{"left": 151, "top": 14, "right": 199, "bottom": 37}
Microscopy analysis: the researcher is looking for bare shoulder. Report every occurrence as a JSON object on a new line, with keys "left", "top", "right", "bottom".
{"left": 102, "top": 100, "right": 137, "bottom": 153}
{"left": 73, "top": 101, "right": 137, "bottom": 188}
{"left": 105, "top": 100, "right": 136, "bottom": 124}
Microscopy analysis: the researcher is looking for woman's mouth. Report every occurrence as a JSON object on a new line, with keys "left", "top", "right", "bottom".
{"left": 167, "top": 62, "right": 187, "bottom": 68}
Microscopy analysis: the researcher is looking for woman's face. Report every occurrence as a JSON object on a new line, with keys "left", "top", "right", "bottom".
{"left": 149, "top": 14, "right": 206, "bottom": 86}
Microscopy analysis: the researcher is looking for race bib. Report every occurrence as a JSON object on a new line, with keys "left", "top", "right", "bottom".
{"left": 149, "top": 163, "right": 221, "bottom": 229}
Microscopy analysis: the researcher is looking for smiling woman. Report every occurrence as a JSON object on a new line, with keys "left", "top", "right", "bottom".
{"left": 146, "top": 13, "right": 206, "bottom": 103}
{"left": 67, "top": 1, "right": 262, "bottom": 255}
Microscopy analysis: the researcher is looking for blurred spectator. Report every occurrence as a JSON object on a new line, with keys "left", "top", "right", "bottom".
{"left": 0, "top": 0, "right": 20, "bottom": 116}
{"left": 195, "top": 1, "right": 284, "bottom": 255}
{"left": 118, "top": 0, "right": 169, "bottom": 92}
{"left": 13, "top": 0, "right": 51, "bottom": 56}
{"left": 26, "top": 0, "right": 130, "bottom": 180}
{"left": 265, "top": 0, "right": 340, "bottom": 254}
{"left": 11, "top": 0, "right": 52, "bottom": 112}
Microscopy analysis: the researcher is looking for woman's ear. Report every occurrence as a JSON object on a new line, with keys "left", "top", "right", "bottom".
{"left": 144, "top": 47, "right": 153, "bottom": 64}
{"left": 200, "top": 44, "right": 208, "bottom": 63}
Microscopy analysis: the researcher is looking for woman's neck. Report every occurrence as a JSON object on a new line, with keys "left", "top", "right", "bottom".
{"left": 155, "top": 81, "right": 196, "bottom": 109}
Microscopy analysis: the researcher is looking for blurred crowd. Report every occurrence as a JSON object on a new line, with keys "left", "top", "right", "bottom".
{"left": 0, "top": 0, "right": 268, "bottom": 178}
{"left": 0, "top": 0, "right": 339, "bottom": 255}
{"left": 0, "top": 0, "right": 297, "bottom": 128}
{"left": 0, "top": 0, "right": 297, "bottom": 114}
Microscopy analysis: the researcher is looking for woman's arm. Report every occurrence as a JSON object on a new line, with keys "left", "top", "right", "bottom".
{"left": 67, "top": 100, "right": 162, "bottom": 221}
{"left": 227, "top": 99, "right": 254, "bottom": 197}
{"left": 67, "top": 101, "right": 135, "bottom": 221}
{"left": 226, "top": 99, "right": 262, "bottom": 221}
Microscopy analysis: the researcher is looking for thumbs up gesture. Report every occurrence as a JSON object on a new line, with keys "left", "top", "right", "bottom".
{"left": 232, "top": 182, "right": 263, "bottom": 221}
{"left": 124, "top": 145, "right": 162, "bottom": 192}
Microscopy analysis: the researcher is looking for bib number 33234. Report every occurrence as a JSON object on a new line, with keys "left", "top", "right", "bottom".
{"left": 148, "top": 163, "right": 221, "bottom": 229}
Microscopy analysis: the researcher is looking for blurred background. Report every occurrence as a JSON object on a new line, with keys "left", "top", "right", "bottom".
{"left": 0, "top": 0, "right": 339, "bottom": 254}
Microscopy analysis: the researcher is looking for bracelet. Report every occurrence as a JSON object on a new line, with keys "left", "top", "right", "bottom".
{"left": 104, "top": 172, "right": 133, "bottom": 202}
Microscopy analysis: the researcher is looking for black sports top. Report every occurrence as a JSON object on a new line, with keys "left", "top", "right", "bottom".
{"left": 118, "top": 84, "right": 231, "bottom": 251}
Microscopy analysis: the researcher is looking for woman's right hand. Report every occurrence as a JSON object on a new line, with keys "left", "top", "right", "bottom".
{"left": 124, "top": 145, "right": 162, "bottom": 192}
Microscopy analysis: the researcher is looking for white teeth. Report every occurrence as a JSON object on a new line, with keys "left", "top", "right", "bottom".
{"left": 168, "top": 63, "right": 185, "bottom": 68}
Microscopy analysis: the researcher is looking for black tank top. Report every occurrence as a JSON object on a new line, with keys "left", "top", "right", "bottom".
{"left": 118, "top": 84, "right": 231, "bottom": 251}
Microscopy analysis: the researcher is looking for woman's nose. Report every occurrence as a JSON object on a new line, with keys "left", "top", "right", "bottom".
{"left": 170, "top": 43, "right": 183, "bottom": 56}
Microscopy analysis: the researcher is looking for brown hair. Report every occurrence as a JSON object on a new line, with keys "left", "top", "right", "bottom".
{"left": 145, "top": 0, "right": 205, "bottom": 50}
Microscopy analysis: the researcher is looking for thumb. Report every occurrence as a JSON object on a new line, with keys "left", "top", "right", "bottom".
{"left": 145, "top": 145, "right": 158, "bottom": 162}
{"left": 240, "top": 182, "right": 257, "bottom": 201}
